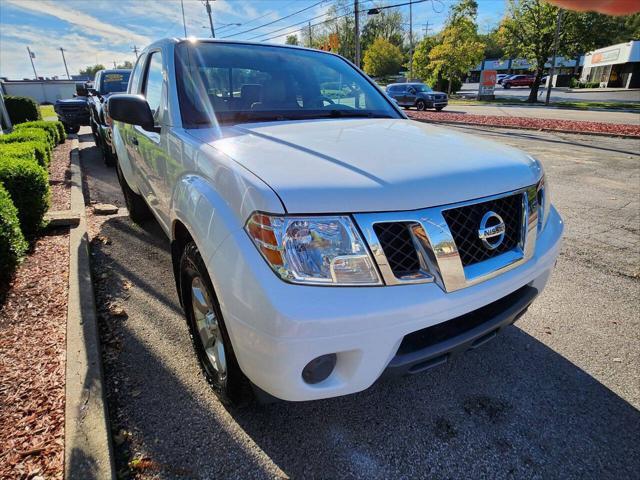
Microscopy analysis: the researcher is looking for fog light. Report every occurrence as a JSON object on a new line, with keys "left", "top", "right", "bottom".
{"left": 302, "top": 354, "right": 337, "bottom": 384}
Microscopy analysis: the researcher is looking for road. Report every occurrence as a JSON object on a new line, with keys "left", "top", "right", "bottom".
{"left": 460, "top": 82, "right": 640, "bottom": 103}
{"left": 79, "top": 126, "right": 639, "bottom": 479}
{"left": 445, "top": 103, "right": 640, "bottom": 125}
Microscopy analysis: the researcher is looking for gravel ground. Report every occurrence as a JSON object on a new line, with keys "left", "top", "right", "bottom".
{"left": 49, "top": 140, "right": 72, "bottom": 211}
{"left": 80, "top": 126, "right": 639, "bottom": 479}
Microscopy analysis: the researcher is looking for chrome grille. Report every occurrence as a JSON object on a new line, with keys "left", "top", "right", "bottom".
{"left": 373, "top": 222, "right": 421, "bottom": 277}
{"left": 442, "top": 194, "right": 523, "bottom": 267}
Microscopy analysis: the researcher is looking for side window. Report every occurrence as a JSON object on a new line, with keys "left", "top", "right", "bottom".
{"left": 128, "top": 53, "right": 147, "bottom": 94}
{"left": 143, "top": 51, "right": 164, "bottom": 123}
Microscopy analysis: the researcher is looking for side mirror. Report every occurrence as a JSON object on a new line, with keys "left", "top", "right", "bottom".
{"left": 75, "top": 82, "right": 88, "bottom": 97}
{"left": 108, "top": 94, "right": 156, "bottom": 132}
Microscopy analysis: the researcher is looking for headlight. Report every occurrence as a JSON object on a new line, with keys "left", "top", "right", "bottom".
{"left": 246, "top": 213, "right": 381, "bottom": 286}
{"left": 425, "top": 94, "right": 434, "bottom": 100}
{"left": 537, "top": 175, "right": 551, "bottom": 231}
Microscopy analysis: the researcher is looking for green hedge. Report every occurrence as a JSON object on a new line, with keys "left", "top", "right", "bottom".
{"left": 0, "top": 183, "right": 28, "bottom": 283}
{"left": 15, "top": 126, "right": 56, "bottom": 148}
{"left": 0, "top": 158, "right": 50, "bottom": 237}
{"left": 15, "top": 120, "right": 65, "bottom": 145}
{"left": 0, "top": 129, "right": 52, "bottom": 157}
{"left": 0, "top": 141, "right": 49, "bottom": 168}
{"left": 5, "top": 96, "right": 42, "bottom": 124}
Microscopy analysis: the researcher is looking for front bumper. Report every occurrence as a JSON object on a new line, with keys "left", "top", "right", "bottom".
{"left": 427, "top": 100, "right": 448, "bottom": 108}
{"left": 209, "top": 207, "right": 563, "bottom": 401}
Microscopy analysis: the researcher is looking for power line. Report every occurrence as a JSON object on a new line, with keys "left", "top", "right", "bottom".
{"left": 221, "top": 0, "right": 327, "bottom": 39}
{"left": 220, "top": 0, "right": 298, "bottom": 35}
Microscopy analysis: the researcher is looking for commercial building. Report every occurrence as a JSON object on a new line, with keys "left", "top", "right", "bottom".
{"left": 580, "top": 41, "right": 640, "bottom": 88}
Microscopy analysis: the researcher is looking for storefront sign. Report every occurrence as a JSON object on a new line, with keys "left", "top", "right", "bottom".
{"left": 478, "top": 70, "right": 497, "bottom": 99}
{"left": 592, "top": 49, "right": 620, "bottom": 64}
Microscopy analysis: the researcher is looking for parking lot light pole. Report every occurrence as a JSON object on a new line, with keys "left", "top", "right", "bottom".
{"left": 59, "top": 47, "right": 70, "bottom": 80}
{"left": 27, "top": 46, "right": 38, "bottom": 79}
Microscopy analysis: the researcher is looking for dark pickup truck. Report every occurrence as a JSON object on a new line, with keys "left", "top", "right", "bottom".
{"left": 54, "top": 83, "right": 91, "bottom": 134}
{"left": 87, "top": 69, "right": 132, "bottom": 166}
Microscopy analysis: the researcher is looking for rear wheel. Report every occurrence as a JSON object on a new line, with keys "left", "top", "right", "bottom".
{"left": 180, "top": 242, "right": 252, "bottom": 406}
{"left": 115, "top": 161, "right": 151, "bottom": 224}
{"left": 416, "top": 99, "right": 426, "bottom": 111}
{"left": 103, "top": 144, "right": 116, "bottom": 167}
{"left": 503, "top": 83, "right": 511, "bottom": 89}
{"left": 65, "top": 124, "right": 80, "bottom": 134}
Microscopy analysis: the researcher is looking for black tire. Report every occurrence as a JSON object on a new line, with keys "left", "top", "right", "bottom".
{"left": 115, "top": 161, "right": 151, "bottom": 224}
{"left": 65, "top": 124, "right": 80, "bottom": 134}
{"left": 503, "top": 83, "right": 511, "bottom": 89}
{"left": 435, "top": 106, "right": 444, "bottom": 111}
{"left": 416, "top": 99, "right": 426, "bottom": 111}
{"left": 180, "top": 242, "right": 252, "bottom": 406}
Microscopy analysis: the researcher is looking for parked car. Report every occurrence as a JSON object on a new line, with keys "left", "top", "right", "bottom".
{"left": 496, "top": 74, "right": 511, "bottom": 84}
{"left": 108, "top": 39, "right": 563, "bottom": 405}
{"left": 53, "top": 83, "right": 90, "bottom": 134}
{"left": 502, "top": 74, "right": 536, "bottom": 89}
{"left": 385, "top": 83, "right": 448, "bottom": 110}
{"left": 87, "top": 69, "right": 132, "bottom": 166}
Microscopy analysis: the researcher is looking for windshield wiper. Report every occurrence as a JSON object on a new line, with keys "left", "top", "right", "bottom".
{"left": 323, "top": 110, "right": 394, "bottom": 119}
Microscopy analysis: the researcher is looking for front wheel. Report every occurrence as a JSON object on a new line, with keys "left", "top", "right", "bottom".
{"left": 103, "top": 144, "right": 117, "bottom": 167}
{"left": 416, "top": 100, "right": 426, "bottom": 111}
{"left": 180, "top": 242, "right": 252, "bottom": 406}
{"left": 435, "top": 106, "right": 444, "bottom": 111}
{"left": 115, "top": 161, "right": 151, "bottom": 224}
{"left": 503, "top": 83, "right": 511, "bottom": 89}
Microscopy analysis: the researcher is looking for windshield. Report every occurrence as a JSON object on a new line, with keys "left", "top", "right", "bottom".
{"left": 175, "top": 42, "right": 400, "bottom": 126}
{"left": 100, "top": 71, "right": 131, "bottom": 94}
{"left": 412, "top": 84, "right": 432, "bottom": 92}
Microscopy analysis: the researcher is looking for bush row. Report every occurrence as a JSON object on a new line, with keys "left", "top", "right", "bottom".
{"left": 4, "top": 96, "right": 42, "bottom": 125}
{"left": 0, "top": 119, "right": 64, "bottom": 282}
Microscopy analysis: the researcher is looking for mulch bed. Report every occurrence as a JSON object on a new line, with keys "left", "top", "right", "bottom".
{"left": 0, "top": 140, "right": 74, "bottom": 479}
{"left": 49, "top": 141, "right": 72, "bottom": 211}
{"left": 407, "top": 110, "right": 640, "bottom": 137}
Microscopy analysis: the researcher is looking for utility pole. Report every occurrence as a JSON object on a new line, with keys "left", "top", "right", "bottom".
{"left": 409, "top": 0, "right": 413, "bottom": 80}
{"left": 203, "top": 0, "right": 215, "bottom": 38}
{"left": 354, "top": 0, "right": 360, "bottom": 68}
{"left": 308, "top": 21, "right": 312, "bottom": 48}
{"left": 545, "top": 9, "right": 563, "bottom": 106}
{"left": 113, "top": 61, "right": 117, "bottom": 68}
{"left": 181, "top": 0, "right": 187, "bottom": 37}
{"left": 59, "top": 47, "right": 70, "bottom": 79}
{"left": 132, "top": 45, "right": 139, "bottom": 58}
{"left": 26, "top": 47, "right": 38, "bottom": 79}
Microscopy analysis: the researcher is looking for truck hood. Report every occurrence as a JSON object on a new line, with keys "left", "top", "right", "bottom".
{"left": 189, "top": 118, "right": 541, "bottom": 214}
{"left": 55, "top": 98, "right": 87, "bottom": 105}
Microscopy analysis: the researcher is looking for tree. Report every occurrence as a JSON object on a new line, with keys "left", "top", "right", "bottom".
{"left": 116, "top": 60, "right": 133, "bottom": 69}
{"left": 479, "top": 29, "right": 504, "bottom": 58}
{"left": 79, "top": 64, "right": 105, "bottom": 78}
{"left": 498, "top": 0, "right": 568, "bottom": 102}
{"left": 363, "top": 37, "right": 404, "bottom": 78}
{"left": 421, "top": 0, "right": 484, "bottom": 94}
{"left": 285, "top": 35, "right": 299, "bottom": 45}
{"left": 361, "top": 9, "right": 405, "bottom": 53}
{"left": 411, "top": 36, "right": 438, "bottom": 82}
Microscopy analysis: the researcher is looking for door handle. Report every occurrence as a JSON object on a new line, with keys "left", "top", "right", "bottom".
{"left": 131, "top": 137, "right": 138, "bottom": 146}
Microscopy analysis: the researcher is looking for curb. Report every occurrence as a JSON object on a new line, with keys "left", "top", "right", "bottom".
{"left": 64, "top": 136, "right": 116, "bottom": 479}
{"left": 410, "top": 118, "right": 640, "bottom": 139}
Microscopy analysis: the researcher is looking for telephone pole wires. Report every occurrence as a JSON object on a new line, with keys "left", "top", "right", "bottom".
{"left": 59, "top": 47, "right": 70, "bottom": 79}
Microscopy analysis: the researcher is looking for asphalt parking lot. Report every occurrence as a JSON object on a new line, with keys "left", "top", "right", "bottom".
{"left": 79, "top": 125, "right": 639, "bottom": 479}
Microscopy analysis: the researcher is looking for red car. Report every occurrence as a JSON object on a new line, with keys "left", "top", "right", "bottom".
{"left": 502, "top": 74, "right": 535, "bottom": 89}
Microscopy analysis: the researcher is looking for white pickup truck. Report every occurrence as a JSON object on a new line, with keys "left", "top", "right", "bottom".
{"left": 108, "top": 38, "right": 563, "bottom": 404}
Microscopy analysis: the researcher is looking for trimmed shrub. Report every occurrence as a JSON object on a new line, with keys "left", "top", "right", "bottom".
{"left": 0, "top": 129, "right": 52, "bottom": 157}
{"left": 15, "top": 126, "right": 56, "bottom": 148}
{"left": 54, "top": 121, "right": 66, "bottom": 143}
{"left": 0, "top": 158, "right": 50, "bottom": 237}
{"left": 4, "top": 96, "right": 41, "bottom": 124}
{"left": 15, "top": 120, "right": 64, "bottom": 145}
{"left": 0, "top": 183, "right": 28, "bottom": 284}
{"left": 0, "top": 141, "right": 49, "bottom": 167}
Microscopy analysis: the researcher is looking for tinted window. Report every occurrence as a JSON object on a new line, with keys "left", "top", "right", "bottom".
{"left": 128, "top": 54, "right": 147, "bottom": 94}
{"left": 175, "top": 42, "right": 400, "bottom": 126}
{"left": 100, "top": 71, "right": 131, "bottom": 94}
{"left": 144, "top": 52, "right": 164, "bottom": 122}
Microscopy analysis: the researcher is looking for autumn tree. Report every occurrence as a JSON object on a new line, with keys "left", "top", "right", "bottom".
{"left": 411, "top": 36, "right": 437, "bottom": 82}
{"left": 116, "top": 61, "right": 133, "bottom": 69}
{"left": 361, "top": 9, "right": 405, "bottom": 52}
{"left": 363, "top": 37, "right": 404, "bottom": 78}
{"left": 425, "top": 0, "right": 484, "bottom": 93}
{"left": 79, "top": 64, "right": 105, "bottom": 78}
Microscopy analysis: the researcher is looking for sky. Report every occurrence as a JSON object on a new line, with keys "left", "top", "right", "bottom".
{"left": 0, "top": 0, "right": 506, "bottom": 79}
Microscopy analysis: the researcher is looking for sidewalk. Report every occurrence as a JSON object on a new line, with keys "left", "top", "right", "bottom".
{"left": 446, "top": 104, "right": 640, "bottom": 125}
